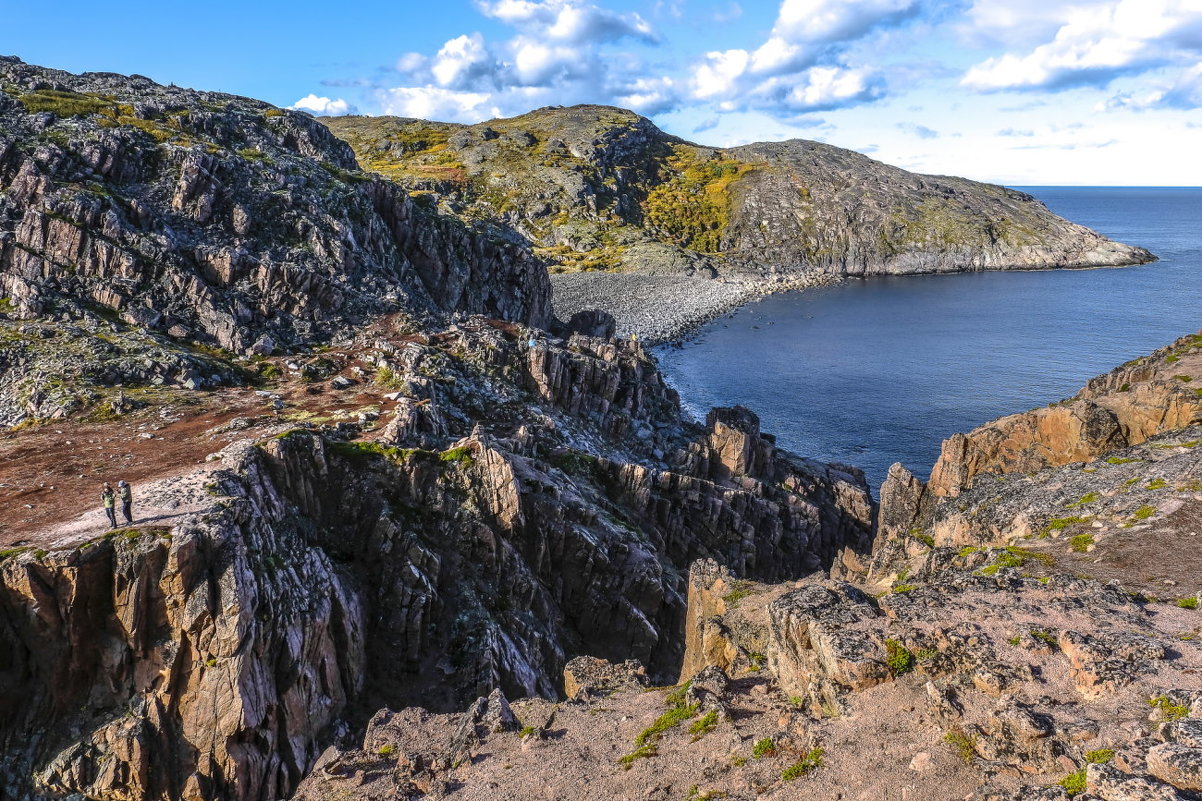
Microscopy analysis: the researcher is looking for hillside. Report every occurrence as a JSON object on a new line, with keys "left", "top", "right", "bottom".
{"left": 323, "top": 106, "right": 1154, "bottom": 278}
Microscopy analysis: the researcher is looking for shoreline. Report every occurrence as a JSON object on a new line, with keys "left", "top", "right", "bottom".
{"left": 549, "top": 270, "right": 840, "bottom": 345}
{"left": 548, "top": 256, "right": 1159, "bottom": 346}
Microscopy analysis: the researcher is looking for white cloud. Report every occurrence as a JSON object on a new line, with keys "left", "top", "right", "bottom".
{"left": 1101, "top": 63, "right": 1202, "bottom": 110}
{"left": 755, "top": 65, "right": 884, "bottom": 112}
{"left": 613, "top": 76, "right": 678, "bottom": 115}
{"left": 476, "top": 0, "right": 655, "bottom": 44}
{"left": 379, "top": 87, "right": 502, "bottom": 121}
{"left": 773, "top": 0, "right": 918, "bottom": 43}
{"left": 430, "top": 34, "right": 498, "bottom": 89}
{"left": 693, "top": 49, "right": 751, "bottom": 98}
{"left": 962, "top": 0, "right": 1202, "bottom": 91}
{"left": 289, "top": 94, "right": 356, "bottom": 116}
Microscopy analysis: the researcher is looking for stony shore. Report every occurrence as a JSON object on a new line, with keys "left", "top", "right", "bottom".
{"left": 550, "top": 270, "right": 838, "bottom": 344}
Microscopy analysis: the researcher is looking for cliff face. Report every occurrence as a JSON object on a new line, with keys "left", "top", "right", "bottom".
{"left": 0, "top": 58, "right": 550, "bottom": 354}
{"left": 0, "top": 315, "right": 874, "bottom": 801}
{"left": 323, "top": 107, "right": 1153, "bottom": 278}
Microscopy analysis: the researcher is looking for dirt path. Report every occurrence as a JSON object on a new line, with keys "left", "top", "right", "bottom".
{"left": 0, "top": 349, "right": 395, "bottom": 548}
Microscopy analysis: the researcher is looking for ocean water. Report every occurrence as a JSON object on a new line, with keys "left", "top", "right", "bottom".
{"left": 654, "top": 187, "right": 1202, "bottom": 493}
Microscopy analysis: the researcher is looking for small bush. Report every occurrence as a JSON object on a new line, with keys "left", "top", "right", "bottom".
{"left": 1178, "top": 597, "right": 1198, "bottom": 610}
{"left": 884, "top": 638, "right": 915, "bottom": 675}
{"left": 1058, "top": 768, "right": 1087, "bottom": 796}
{"left": 892, "top": 583, "right": 918, "bottom": 593}
{"left": 377, "top": 744, "right": 394, "bottom": 757}
{"left": 518, "top": 726, "right": 536, "bottom": 738}
{"left": 780, "top": 748, "right": 824, "bottom": 781}
{"left": 374, "top": 365, "right": 405, "bottom": 388}
{"left": 1070, "top": 533, "right": 1094, "bottom": 553}
{"left": 752, "top": 738, "right": 777, "bottom": 759}
{"left": 1085, "top": 748, "right": 1115, "bottom": 764}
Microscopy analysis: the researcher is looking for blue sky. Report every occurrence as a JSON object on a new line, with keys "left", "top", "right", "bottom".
{"left": 3, "top": 0, "right": 1201, "bottom": 185}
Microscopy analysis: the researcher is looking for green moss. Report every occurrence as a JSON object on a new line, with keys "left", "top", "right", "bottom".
{"left": 1148, "top": 695, "right": 1189, "bottom": 721}
{"left": 632, "top": 704, "right": 697, "bottom": 748}
{"left": 1178, "top": 597, "right": 1198, "bottom": 610}
{"left": 910, "top": 528, "right": 935, "bottom": 548}
{"left": 1085, "top": 748, "right": 1115, "bottom": 764}
{"left": 943, "top": 730, "right": 977, "bottom": 763}
{"left": 618, "top": 743, "right": 657, "bottom": 767}
{"left": 688, "top": 710, "right": 719, "bottom": 739}
{"left": 264, "top": 108, "right": 285, "bottom": 118}
{"left": 518, "top": 726, "right": 536, "bottom": 738}
{"left": 1066, "top": 492, "right": 1098, "bottom": 508}
{"left": 439, "top": 445, "right": 475, "bottom": 465}
{"left": 1043, "top": 516, "right": 1090, "bottom": 537}
{"left": 377, "top": 744, "right": 394, "bottom": 757}
{"left": 1070, "top": 533, "right": 1094, "bottom": 553}
{"left": 1106, "top": 456, "right": 1140, "bottom": 465}
{"left": 1146, "top": 478, "right": 1167, "bottom": 490}
{"left": 0, "top": 546, "right": 32, "bottom": 561}
{"left": 780, "top": 748, "right": 824, "bottom": 781}
{"left": 549, "top": 449, "right": 598, "bottom": 476}
{"left": 722, "top": 580, "right": 755, "bottom": 607}
{"left": 891, "top": 583, "right": 918, "bottom": 593}
{"left": 1132, "top": 505, "right": 1156, "bottom": 521}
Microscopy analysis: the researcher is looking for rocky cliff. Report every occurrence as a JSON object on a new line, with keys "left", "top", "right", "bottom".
{"left": 0, "top": 57, "right": 549, "bottom": 356}
{"left": 292, "top": 333, "right": 1202, "bottom": 801}
{"left": 0, "top": 311, "right": 874, "bottom": 801}
{"left": 323, "top": 106, "right": 1154, "bottom": 278}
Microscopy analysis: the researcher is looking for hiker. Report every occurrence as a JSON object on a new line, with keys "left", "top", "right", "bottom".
{"left": 101, "top": 482, "right": 117, "bottom": 529}
{"left": 118, "top": 479, "right": 133, "bottom": 524}
{"left": 527, "top": 337, "right": 537, "bottom": 350}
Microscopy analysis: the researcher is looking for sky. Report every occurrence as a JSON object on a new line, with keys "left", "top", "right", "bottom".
{"left": 3, "top": 0, "right": 1202, "bottom": 185}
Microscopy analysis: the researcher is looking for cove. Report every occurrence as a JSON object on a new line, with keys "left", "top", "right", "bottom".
{"left": 654, "top": 187, "right": 1202, "bottom": 492}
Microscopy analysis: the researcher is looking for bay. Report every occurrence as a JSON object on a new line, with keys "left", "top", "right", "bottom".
{"left": 654, "top": 187, "right": 1202, "bottom": 493}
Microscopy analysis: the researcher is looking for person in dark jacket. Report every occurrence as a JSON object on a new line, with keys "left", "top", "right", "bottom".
{"left": 117, "top": 479, "right": 133, "bottom": 524}
{"left": 101, "top": 483, "right": 117, "bottom": 528}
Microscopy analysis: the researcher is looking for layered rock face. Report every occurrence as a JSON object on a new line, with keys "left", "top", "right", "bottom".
{"left": 324, "top": 106, "right": 1153, "bottom": 279}
{"left": 0, "top": 317, "right": 874, "bottom": 801}
{"left": 0, "top": 58, "right": 550, "bottom": 354}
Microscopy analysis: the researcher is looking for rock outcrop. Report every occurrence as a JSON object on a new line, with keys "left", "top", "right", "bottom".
{"left": 860, "top": 330, "right": 1202, "bottom": 583}
{"left": 324, "top": 106, "right": 1154, "bottom": 280}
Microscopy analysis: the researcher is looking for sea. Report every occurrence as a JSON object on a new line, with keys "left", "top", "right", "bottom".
{"left": 653, "top": 187, "right": 1202, "bottom": 494}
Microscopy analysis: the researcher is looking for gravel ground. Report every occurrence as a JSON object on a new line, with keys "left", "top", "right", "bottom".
{"left": 550, "top": 270, "right": 838, "bottom": 344}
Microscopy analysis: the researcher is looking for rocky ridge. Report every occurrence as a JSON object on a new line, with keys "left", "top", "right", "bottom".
{"left": 323, "top": 106, "right": 1154, "bottom": 281}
